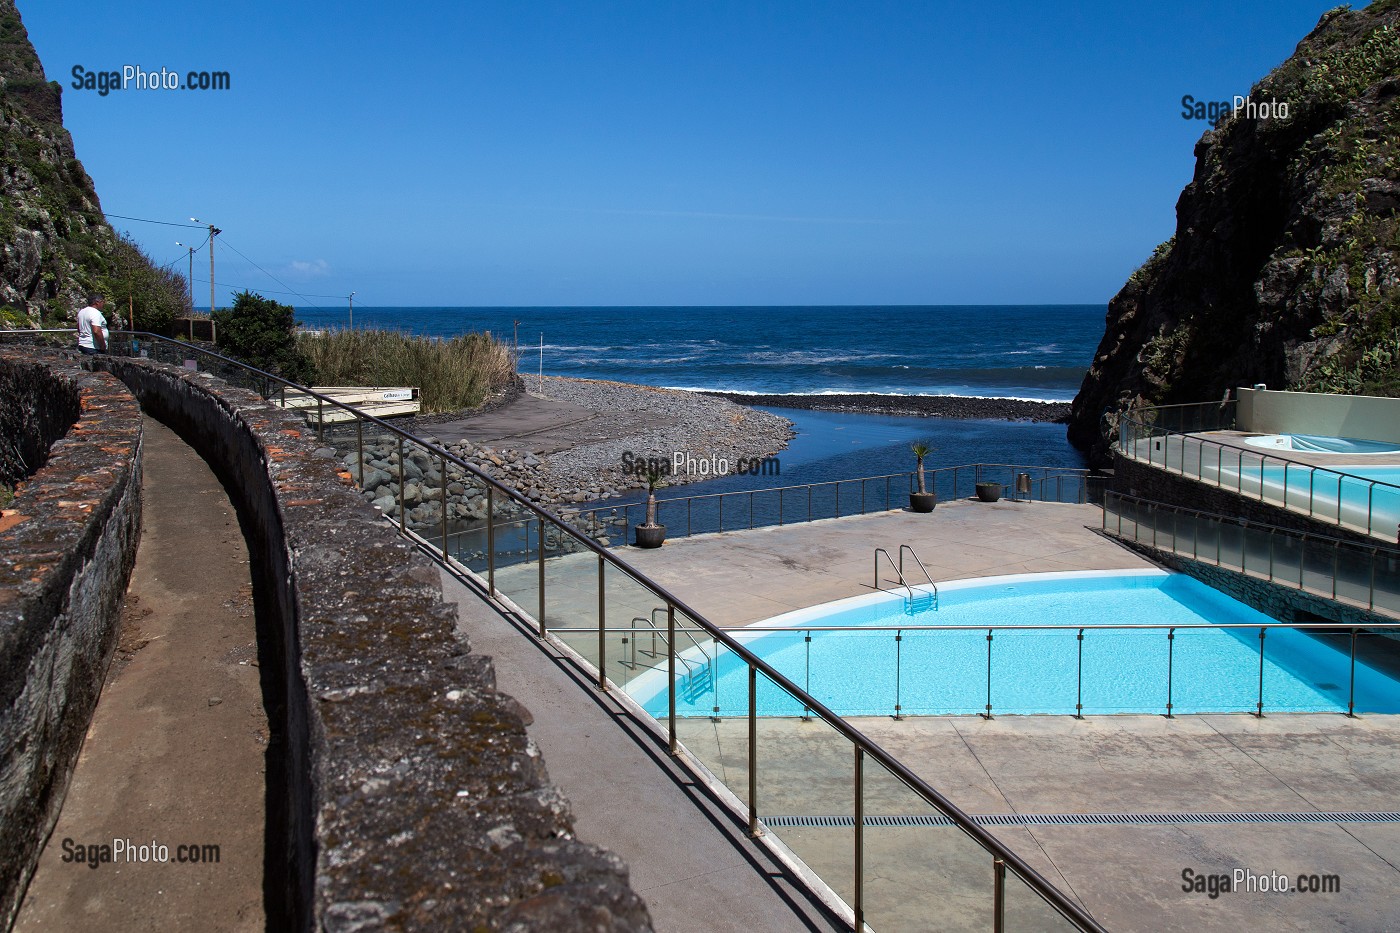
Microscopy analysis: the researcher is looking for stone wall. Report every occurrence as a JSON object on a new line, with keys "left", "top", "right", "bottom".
{"left": 91, "top": 356, "right": 651, "bottom": 931}
{"left": 0, "top": 349, "right": 142, "bottom": 930}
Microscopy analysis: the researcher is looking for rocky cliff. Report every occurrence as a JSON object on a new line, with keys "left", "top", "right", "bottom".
{"left": 0, "top": 0, "right": 116, "bottom": 327}
{"left": 1069, "top": 1, "right": 1400, "bottom": 465}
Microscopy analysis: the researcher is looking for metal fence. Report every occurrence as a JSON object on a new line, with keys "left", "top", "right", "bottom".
{"left": 1117, "top": 401, "right": 1400, "bottom": 541}
{"left": 1103, "top": 491, "right": 1400, "bottom": 618}
{"left": 1, "top": 330, "right": 1104, "bottom": 933}
{"left": 566, "top": 464, "right": 1104, "bottom": 546}
{"left": 550, "top": 617, "right": 1400, "bottom": 720}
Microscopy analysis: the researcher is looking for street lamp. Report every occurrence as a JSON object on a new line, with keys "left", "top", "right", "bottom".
{"left": 348, "top": 291, "right": 356, "bottom": 329}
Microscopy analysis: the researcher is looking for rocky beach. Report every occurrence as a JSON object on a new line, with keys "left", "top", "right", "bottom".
{"left": 329, "top": 375, "right": 794, "bottom": 534}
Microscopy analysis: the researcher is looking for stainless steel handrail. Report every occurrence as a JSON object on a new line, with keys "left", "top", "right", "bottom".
{"left": 6, "top": 329, "right": 1106, "bottom": 931}
{"left": 557, "top": 620, "right": 1400, "bottom": 634}
{"left": 873, "top": 547, "right": 916, "bottom": 603}
{"left": 898, "top": 544, "right": 938, "bottom": 605}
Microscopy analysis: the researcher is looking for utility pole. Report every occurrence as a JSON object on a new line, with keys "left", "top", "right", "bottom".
{"left": 175, "top": 239, "right": 197, "bottom": 330}
{"left": 191, "top": 217, "right": 221, "bottom": 342}
{"left": 348, "top": 291, "right": 356, "bottom": 329}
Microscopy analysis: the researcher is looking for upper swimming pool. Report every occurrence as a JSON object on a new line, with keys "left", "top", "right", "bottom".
{"left": 628, "top": 570, "right": 1400, "bottom": 717}
{"left": 1244, "top": 433, "right": 1400, "bottom": 455}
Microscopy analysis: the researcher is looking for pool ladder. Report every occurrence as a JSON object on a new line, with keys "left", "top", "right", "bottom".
{"left": 874, "top": 545, "right": 938, "bottom": 612}
{"left": 621, "top": 607, "right": 714, "bottom": 702}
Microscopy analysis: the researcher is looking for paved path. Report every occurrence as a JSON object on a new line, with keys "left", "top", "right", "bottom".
{"left": 17, "top": 417, "right": 265, "bottom": 931}
{"left": 439, "top": 569, "right": 846, "bottom": 933}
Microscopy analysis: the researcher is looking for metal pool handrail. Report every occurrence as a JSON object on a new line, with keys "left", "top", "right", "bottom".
{"left": 6, "top": 329, "right": 1105, "bottom": 932}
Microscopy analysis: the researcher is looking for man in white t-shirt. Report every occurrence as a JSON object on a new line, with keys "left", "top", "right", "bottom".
{"left": 76, "top": 294, "right": 108, "bottom": 354}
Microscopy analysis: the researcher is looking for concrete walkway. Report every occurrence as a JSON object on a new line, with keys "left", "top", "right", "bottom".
{"left": 17, "top": 417, "right": 265, "bottom": 931}
{"left": 439, "top": 569, "right": 846, "bottom": 932}
{"left": 621, "top": 498, "right": 1154, "bottom": 626}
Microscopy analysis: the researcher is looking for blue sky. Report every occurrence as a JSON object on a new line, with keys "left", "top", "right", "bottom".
{"left": 22, "top": 1, "right": 1357, "bottom": 308}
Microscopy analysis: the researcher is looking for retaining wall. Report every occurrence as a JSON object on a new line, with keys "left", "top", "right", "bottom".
{"left": 0, "top": 350, "right": 143, "bottom": 930}
{"left": 90, "top": 356, "right": 651, "bottom": 931}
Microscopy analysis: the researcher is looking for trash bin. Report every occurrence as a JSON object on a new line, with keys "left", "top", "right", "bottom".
{"left": 1016, "top": 473, "right": 1032, "bottom": 497}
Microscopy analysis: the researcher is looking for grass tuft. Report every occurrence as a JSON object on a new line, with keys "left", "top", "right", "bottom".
{"left": 297, "top": 328, "right": 517, "bottom": 413}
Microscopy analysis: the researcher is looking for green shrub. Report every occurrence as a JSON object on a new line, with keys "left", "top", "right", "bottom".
{"left": 213, "top": 291, "right": 311, "bottom": 381}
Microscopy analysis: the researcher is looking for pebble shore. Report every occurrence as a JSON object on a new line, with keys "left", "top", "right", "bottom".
{"left": 329, "top": 376, "right": 794, "bottom": 534}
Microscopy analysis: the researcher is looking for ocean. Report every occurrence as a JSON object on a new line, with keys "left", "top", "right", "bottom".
{"left": 293, "top": 305, "right": 1104, "bottom": 484}
{"left": 294, "top": 305, "right": 1103, "bottom": 402}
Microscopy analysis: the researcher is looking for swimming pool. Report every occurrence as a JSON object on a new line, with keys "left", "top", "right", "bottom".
{"left": 1244, "top": 433, "right": 1400, "bottom": 455}
{"left": 628, "top": 570, "right": 1400, "bottom": 717}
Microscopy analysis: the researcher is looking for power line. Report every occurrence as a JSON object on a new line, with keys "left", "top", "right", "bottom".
{"left": 218, "top": 235, "right": 351, "bottom": 309}
{"left": 104, "top": 211, "right": 204, "bottom": 229}
{"left": 189, "top": 277, "right": 351, "bottom": 301}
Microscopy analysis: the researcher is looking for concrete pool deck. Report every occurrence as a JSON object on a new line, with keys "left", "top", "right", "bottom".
{"left": 620, "top": 498, "right": 1155, "bottom": 626}
{"left": 474, "top": 500, "right": 1400, "bottom": 930}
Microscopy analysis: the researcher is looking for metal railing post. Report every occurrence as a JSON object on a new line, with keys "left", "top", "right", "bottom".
{"left": 749, "top": 490, "right": 755, "bottom": 529}
{"left": 719, "top": 495, "right": 723, "bottom": 532}
{"left": 486, "top": 486, "right": 495, "bottom": 593}
{"left": 1075, "top": 629, "right": 1084, "bottom": 719}
{"left": 1371, "top": 546, "right": 1378, "bottom": 611}
{"left": 1256, "top": 628, "right": 1266, "bottom": 718}
{"left": 836, "top": 481, "right": 841, "bottom": 518}
{"left": 748, "top": 663, "right": 759, "bottom": 836}
{"left": 854, "top": 746, "right": 865, "bottom": 931}
{"left": 316, "top": 397, "right": 324, "bottom": 441}
{"left": 808, "top": 485, "right": 812, "bottom": 521}
{"left": 886, "top": 475, "right": 891, "bottom": 509}
{"left": 1268, "top": 528, "right": 1275, "bottom": 581}
{"left": 440, "top": 454, "right": 449, "bottom": 561}
{"left": 803, "top": 632, "right": 812, "bottom": 721}
{"left": 894, "top": 630, "right": 904, "bottom": 720}
{"left": 396, "top": 436, "right": 406, "bottom": 533}
{"left": 982, "top": 629, "right": 994, "bottom": 719}
{"left": 993, "top": 857, "right": 1006, "bottom": 933}
{"left": 356, "top": 417, "right": 364, "bottom": 489}
{"left": 597, "top": 555, "right": 608, "bottom": 691}
{"left": 538, "top": 517, "right": 547, "bottom": 636}
{"left": 1348, "top": 628, "right": 1358, "bottom": 719}
{"left": 669, "top": 604, "right": 678, "bottom": 752}
{"left": 1166, "top": 628, "right": 1175, "bottom": 718}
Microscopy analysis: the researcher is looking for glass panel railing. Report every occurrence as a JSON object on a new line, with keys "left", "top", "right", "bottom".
{"left": 1336, "top": 544, "right": 1375, "bottom": 610}
{"left": 861, "top": 753, "right": 986, "bottom": 932}
{"left": 898, "top": 628, "right": 990, "bottom": 716}
{"left": 491, "top": 503, "right": 543, "bottom": 619}
{"left": 1004, "top": 860, "right": 1087, "bottom": 933}
{"left": 753, "top": 673, "right": 854, "bottom": 914}
{"left": 1081, "top": 629, "right": 1165, "bottom": 715}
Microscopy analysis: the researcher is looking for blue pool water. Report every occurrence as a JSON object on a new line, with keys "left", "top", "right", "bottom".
{"left": 631, "top": 571, "right": 1400, "bottom": 717}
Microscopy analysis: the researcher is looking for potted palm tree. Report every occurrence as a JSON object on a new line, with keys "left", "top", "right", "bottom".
{"left": 909, "top": 441, "right": 936, "bottom": 512}
{"left": 634, "top": 464, "right": 666, "bottom": 547}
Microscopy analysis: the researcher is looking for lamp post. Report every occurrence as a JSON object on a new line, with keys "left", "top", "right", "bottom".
{"left": 348, "top": 291, "right": 355, "bottom": 329}
{"left": 190, "top": 217, "right": 221, "bottom": 342}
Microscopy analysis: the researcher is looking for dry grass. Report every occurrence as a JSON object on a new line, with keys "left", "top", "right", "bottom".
{"left": 297, "top": 328, "right": 517, "bottom": 413}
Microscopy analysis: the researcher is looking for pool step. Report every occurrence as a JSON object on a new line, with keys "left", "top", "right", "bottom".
{"left": 763, "top": 810, "right": 1400, "bottom": 828}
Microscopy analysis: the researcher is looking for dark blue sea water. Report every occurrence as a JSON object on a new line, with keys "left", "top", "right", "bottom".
{"left": 294, "top": 305, "right": 1101, "bottom": 482}
{"left": 295, "top": 305, "right": 1103, "bottom": 402}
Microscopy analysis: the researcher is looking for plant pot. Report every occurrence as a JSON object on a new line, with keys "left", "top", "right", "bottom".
{"left": 975, "top": 482, "right": 1003, "bottom": 503}
{"left": 634, "top": 524, "right": 666, "bottom": 548}
{"left": 909, "top": 492, "right": 936, "bottom": 513}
